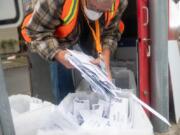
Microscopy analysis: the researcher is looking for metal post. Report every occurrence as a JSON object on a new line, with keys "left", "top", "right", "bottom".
{"left": 149, "top": 0, "right": 169, "bottom": 133}
{"left": 0, "top": 58, "right": 15, "bottom": 135}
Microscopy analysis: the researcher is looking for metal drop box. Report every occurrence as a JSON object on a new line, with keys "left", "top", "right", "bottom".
{"left": 111, "top": 67, "right": 137, "bottom": 95}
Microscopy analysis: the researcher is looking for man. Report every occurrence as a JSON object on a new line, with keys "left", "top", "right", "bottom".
{"left": 21, "top": 0, "right": 128, "bottom": 102}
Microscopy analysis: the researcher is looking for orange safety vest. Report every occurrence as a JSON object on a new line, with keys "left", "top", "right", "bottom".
{"left": 21, "top": 0, "right": 79, "bottom": 42}
{"left": 21, "top": 0, "right": 124, "bottom": 44}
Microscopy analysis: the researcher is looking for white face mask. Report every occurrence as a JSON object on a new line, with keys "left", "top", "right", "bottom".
{"left": 83, "top": 6, "right": 103, "bottom": 21}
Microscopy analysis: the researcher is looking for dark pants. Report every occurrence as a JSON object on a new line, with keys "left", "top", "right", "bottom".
{"left": 50, "top": 61, "right": 75, "bottom": 104}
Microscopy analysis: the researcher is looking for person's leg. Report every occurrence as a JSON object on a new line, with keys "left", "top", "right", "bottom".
{"left": 57, "top": 62, "right": 75, "bottom": 101}
{"left": 50, "top": 61, "right": 75, "bottom": 104}
{"left": 50, "top": 61, "right": 60, "bottom": 104}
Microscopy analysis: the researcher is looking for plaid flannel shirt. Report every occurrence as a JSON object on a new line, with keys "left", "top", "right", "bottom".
{"left": 25, "top": 0, "right": 128, "bottom": 60}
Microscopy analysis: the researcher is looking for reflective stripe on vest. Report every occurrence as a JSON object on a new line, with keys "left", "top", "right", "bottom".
{"left": 105, "top": 0, "right": 120, "bottom": 27}
{"left": 55, "top": 0, "right": 79, "bottom": 38}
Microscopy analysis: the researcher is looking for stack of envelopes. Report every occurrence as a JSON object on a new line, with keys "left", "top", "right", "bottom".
{"left": 66, "top": 50, "right": 118, "bottom": 100}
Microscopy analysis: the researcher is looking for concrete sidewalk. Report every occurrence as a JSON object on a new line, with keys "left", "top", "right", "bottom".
{"left": 155, "top": 123, "right": 180, "bottom": 135}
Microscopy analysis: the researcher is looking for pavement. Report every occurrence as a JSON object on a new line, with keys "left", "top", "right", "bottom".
{"left": 155, "top": 123, "right": 180, "bottom": 135}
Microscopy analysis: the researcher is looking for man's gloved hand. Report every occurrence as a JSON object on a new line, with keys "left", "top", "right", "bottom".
{"left": 55, "top": 50, "right": 74, "bottom": 69}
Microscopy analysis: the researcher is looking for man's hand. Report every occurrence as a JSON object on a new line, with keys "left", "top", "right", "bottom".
{"left": 91, "top": 57, "right": 112, "bottom": 80}
{"left": 55, "top": 50, "right": 74, "bottom": 69}
{"left": 91, "top": 49, "right": 112, "bottom": 80}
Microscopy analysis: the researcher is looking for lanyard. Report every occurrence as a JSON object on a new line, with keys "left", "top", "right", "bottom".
{"left": 85, "top": 18, "right": 107, "bottom": 73}
{"left": 85, "top": 18, "right": 102, "bottom": 55}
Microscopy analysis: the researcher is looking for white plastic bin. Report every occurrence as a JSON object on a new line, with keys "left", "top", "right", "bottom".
{"left": 10, "top": 93, "right": 154, "bottom": 135}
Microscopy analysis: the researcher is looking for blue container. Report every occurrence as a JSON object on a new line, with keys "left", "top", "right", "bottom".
{"left": 50, "top": 61, "right": 75, "bottom": 104}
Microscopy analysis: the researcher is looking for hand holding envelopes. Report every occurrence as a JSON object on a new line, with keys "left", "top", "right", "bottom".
{"left": 66, "top": 50, "right": 170, "bottom": 126}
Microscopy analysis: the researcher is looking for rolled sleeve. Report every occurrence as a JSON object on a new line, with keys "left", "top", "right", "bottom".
{"left": 101, "top": 0, "right": 128, "bottom": 54}
{"left": 102, "top": 37, "right": 118, "bottom": 54}
{"left": 30, "top": 38, "right": 63, "bottom": 60}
